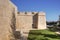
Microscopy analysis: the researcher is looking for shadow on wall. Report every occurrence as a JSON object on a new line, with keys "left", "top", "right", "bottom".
{"left": 32, "top": 13, "right": 38, "bottom": 29}
{"left": 9, "top": 8, "right": 21, "bottom": 40}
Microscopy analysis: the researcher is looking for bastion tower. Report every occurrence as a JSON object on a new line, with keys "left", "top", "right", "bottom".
{"left": 16, "top": 12, "right": 46, "bottom": 31}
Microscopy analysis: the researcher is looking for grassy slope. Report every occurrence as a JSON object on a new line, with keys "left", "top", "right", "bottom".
{"left": 28, "top": 29, "right": 60, "bottom": 40}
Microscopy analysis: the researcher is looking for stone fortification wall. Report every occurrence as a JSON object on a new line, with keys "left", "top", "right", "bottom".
{"left": 16, "top": 12, "right": 39, "bottom": 37}
{"left": 16, "top": 12, "right": 46, "bottom": 30}
{"left": 0, "top": 0, "right": 17, "bottom": 40}
{"left": 38, "top": 12, "right": 46, "bottom": 29}
{"left": 16, "top": 12, "right": 36, "bottom": 31}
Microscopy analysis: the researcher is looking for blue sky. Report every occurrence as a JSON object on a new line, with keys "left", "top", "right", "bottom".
{"left": 11, "top": 0, "right": 60, "bottom": 21}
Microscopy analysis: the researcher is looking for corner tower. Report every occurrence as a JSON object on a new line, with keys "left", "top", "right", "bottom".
{"left": 38, "top": 12, "right": 46, "bottom": 29}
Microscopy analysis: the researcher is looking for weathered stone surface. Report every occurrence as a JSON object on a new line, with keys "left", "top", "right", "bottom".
{"left": 0, "top": 0, "right": 17, "bottom": 40}
{"left": 38, "top": 12, "right": 46, "bottom": 29}
{"left": 0, "top": 0, "right": 46, "bottom": 40}
{"left": 16, "top": 12, "right": 46, "bottom": 30}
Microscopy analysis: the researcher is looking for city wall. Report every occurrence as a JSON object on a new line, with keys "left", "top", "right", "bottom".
{"left": 0, "top": 0, "right": 17, "bottom": 40}
{"left": 16, "top": 12, "right": 46, "bottom": 31}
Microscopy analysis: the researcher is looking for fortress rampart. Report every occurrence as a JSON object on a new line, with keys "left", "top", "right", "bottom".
{"left": 0, "top": 0, "right": 46, "bottom": 40}
{"left": 16, "top": 12, "right": 46, "bottom": 30}
{"left": 17, "top": 12, "right": 45, "bottom": 16}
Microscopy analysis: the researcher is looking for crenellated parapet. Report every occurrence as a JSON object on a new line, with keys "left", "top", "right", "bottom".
{"left": 17, "top": 12, "right": 37, "bottom": 16}
{"left": 38, "top": 12, "right": 46, "bottom": 16}
{"left": 17, "top": 11, "right": 46, "bottom": 16}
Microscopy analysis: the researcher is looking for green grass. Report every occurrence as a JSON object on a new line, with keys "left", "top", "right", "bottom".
{"left": 28, "top": 29, "right": 60, "bottom": 40}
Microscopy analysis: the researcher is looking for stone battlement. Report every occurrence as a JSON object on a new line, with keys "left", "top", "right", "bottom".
{"left": 17, "top": 12, "right": 45, "bottom": 16}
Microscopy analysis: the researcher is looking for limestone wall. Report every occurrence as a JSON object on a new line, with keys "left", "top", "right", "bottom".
{"left": 38, "top": 12, "right": 46, "bottom": 29}
{"left": 0, "top": 0, "right": 17, "bottom": 40}
{"left": 16, "top": 12, "right": 34, "bottom": 31}
{"left": 16, "top": 12, "right": 46, "bottom": 30}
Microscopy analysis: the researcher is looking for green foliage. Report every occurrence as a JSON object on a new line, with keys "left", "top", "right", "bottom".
{"left": 28, "top": 29, "right": 60, "bottom": 40}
